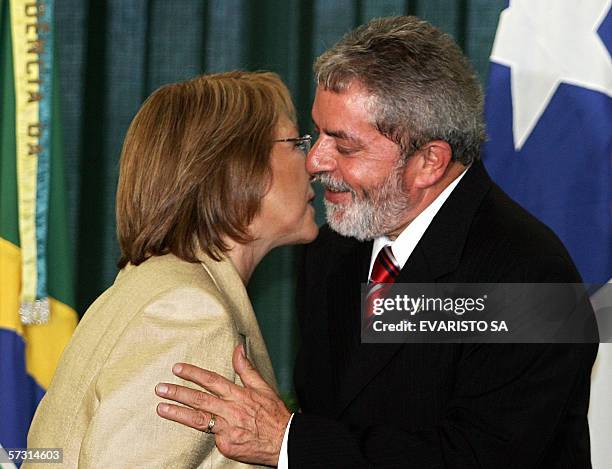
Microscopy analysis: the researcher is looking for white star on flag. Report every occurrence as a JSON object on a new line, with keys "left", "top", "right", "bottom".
{"left": 490, "top": 0, "right": 612, "bottom": 150}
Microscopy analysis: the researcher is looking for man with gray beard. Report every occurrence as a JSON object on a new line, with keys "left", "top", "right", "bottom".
{"left": 315, "top": 155, "right": 410, "bottom": 241}
{"left": 156, "top": 16, "right": 597, "bottom": 468}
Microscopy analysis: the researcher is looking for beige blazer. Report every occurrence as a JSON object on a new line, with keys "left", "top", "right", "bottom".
{"left": 26, "top": 252, "right": 277, "bottom": 469}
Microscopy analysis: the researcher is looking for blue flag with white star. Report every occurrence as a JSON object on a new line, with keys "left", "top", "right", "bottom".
{"left": 483, "top": 0, "right": 612, "bottom": 285}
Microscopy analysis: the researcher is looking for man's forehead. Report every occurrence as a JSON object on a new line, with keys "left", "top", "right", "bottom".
{"left": 316, "top": 126, "right": 360, "bottom": 143}
{"left": 311, "top": 84, "right": 377, "bottom": 134}
{"left": 313, "top": 81, "right": 372, "bottom": 105}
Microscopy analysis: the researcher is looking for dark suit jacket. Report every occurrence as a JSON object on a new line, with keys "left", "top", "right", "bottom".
{"left": 291, "top": 161, "right": 598, "bottom": 468}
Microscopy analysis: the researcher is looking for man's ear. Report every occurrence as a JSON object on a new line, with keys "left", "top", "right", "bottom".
{"left": 411, "top": 140, "right": 453, "bottom": 189}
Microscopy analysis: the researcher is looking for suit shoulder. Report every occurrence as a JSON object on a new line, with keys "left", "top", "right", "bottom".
{"left": 119, "top": 254, "right": 215, "bottom": 289}
{"left": 479, "top": 185, "right": 570, "bottom": 256}
{"left": 128, "top": 255, "right": 232, "bottom": 300}
{"left": 465, "top": 184, "right": 580, "bottom": 280}
{"left": 83, "top": 254, "right": 232, "bottom": 329}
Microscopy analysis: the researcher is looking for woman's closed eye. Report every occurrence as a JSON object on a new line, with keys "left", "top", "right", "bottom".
{"left": 294, "top": 141, "right": 308, "bottom": 153}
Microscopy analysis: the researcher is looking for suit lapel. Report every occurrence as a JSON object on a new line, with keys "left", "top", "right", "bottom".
{"left": 198, "top": 252, "right": 278, "bottom": 391}
{"left": 413, "top": 161, "right": 492, "bottom": 280}
{"left": 332, "top": 161, "right": 493, "bottom": 416}
{"left": 332, "top": 251, "right": 426, "bottom": 417}
{"left": 327, "top": 240, "right": 370, "bottom": 405}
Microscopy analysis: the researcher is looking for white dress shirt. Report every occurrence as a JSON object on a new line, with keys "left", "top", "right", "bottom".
{"left": 278, "top": 167, "right": 469, "bottom": 468}
{"left": 368, "top": 167, "right": 469, "bottom": 275}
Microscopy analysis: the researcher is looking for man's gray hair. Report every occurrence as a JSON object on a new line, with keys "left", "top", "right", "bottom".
{"left": 314, "top": 16, "right": 485, "bottom": 165}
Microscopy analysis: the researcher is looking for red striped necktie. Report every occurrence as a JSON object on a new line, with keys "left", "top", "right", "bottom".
{"left": 365, "top": 245, "right": 401, "bottom": 323}
{"left": 370, "top": 245, "right": 400, "bottom": 284}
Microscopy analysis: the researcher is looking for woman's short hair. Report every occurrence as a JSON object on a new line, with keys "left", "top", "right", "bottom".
{"left": 116, "top": 71, "right": 296, "bottom": 268}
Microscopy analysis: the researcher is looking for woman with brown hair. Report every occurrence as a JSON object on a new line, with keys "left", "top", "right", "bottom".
{"left": 26, "top": 71, "right": 317, "bottom": 468}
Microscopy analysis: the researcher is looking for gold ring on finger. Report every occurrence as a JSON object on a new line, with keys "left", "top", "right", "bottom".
{"left": 204, "top": 414, "right": 216, "bottom": 434}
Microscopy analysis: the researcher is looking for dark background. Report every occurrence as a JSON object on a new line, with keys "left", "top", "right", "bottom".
{"left": 55, "top": 0, "right": 506, "bottom": 394}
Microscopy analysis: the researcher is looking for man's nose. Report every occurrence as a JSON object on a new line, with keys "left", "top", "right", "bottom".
{"left": 306, "top": 137, "right": 336, "bottom": 175}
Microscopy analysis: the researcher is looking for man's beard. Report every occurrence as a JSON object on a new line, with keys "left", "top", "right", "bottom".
{"left": 315, "top": 164, "right": 410, "bottom": 241}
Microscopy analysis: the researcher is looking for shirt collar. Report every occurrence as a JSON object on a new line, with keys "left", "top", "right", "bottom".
{"left": 369, "top": 166, "right": 470, "bottom": 278}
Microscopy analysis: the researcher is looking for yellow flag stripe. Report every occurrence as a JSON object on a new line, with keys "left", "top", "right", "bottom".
{"left": 0, "top": 237, "right": 77, "bottom": 389}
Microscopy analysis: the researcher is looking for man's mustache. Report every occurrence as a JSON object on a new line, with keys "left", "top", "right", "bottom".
{"left": 313, "top": 173, "right": 354, "bottom": 194}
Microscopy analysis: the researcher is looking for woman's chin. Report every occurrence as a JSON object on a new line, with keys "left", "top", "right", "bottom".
{"left": 303, "top": 223, "right": 319, "bottom": 243}
{"left": 284, "top": 221, "right": 320, "bottom": 246}
{"left": 302, "top": 208, "right": 320, "bottom": 242}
